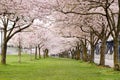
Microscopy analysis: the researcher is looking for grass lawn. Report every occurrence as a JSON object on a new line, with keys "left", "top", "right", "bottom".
{"left": 0, "top": 54, "right": 120, "bottom": 80}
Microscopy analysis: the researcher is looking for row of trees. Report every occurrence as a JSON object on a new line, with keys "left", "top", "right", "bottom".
{"left": 0, "top": 0, "right": 120, "bottom": 71}
{"left": 52, "top": 0, "right": 120, "bottom": 70}
{"left": 0, "top": 0, "right": 56, "bottom": 64}
{"left": 9, "top": 25, "right": 50, "bottom": 62}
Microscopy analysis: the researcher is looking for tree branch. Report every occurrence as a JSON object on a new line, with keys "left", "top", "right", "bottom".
{"left": 7, "top": 19, "right": 34, "bottom": 42}
{"left": 59, "top": 10, "right": 106, "bottom": 16}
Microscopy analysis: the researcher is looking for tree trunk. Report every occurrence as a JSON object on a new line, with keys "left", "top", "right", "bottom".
{"left": 76, "top": 48, "right": 80, "bottom": 60}
{"left": 38, "top": 47, "right": 41, "bottom": 59}
{"left": 90, "top": 45, "right": 95, "bottom": 63}
{"left": 18, "top": 45, "right": 21, "bottom": 63}
{"left": 1, "top": 27, "right": 7, "bottom": 65}
{"left": 99, "top": 41, "right": 106, "bottom": 66}
{"left": 83, "top": 45, "right": 88, "bottom": 62}
{"left": 35, "top": 46, "right": 37, "bottom": 59}
{"left": 1, "top": 42, "right": 7, "bottom": 64}
{"left": 71, "top": 50, "right": 75, "bottom": 59}
{"left": 113, "top": 37, "right": 119, "bottom": 69}
{"left": 80, "top": 49, "right": 83, "bottom": 60}
{"left": 90, "top": 31, "right": 95, "bottom": 63}
{"left": 45, "top": 49, "right": 49, "bottom": 58}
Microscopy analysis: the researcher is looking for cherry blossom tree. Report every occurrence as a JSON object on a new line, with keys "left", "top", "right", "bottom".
{"left": 0, "top": 0, "right": 56, "bottom": 64}
{"left": 54, "top": 0, "right": 120, "bottom": 69}
{"left": 9, "top": 24, "right": 50, "bottom": 61}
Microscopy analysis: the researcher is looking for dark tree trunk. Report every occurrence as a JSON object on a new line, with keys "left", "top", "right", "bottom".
{"left": 83, "top": 45, "right": 88, "bottom": 62}
{"left": 46, "top": 51, "right": 49, "bottom": 58}
{"left": 44, "top": 48, "right": 49, "bottom": 58}
{"left": 38, "top": 47, "right": 41, "bottom": 59}
{"left": 80, "top": 49, "right": 83, "bottom": 60}
{"left": 90, "top": 45, "right": 95, "bottom": 63}
{"left": 74, "top": 51, "right": 77, "bottom": 60}
{"left": 71, "top": 50, "right": 75, "bottom": 59}
{"left": 18, "top": 45, "right": 21, "bottom": 63}
{"left": 1, "top": 42, "right": 7, "bottom": 64}
{"left": 99, "top": 41, "right": 106, "bottom": 66}
{"left": 113, "top": 37, "right": 119, "bottom": 69}
{"left": 76, "top": 48, "right": 80, "bottom": 60}
{"left": 1, "top": 27, "right": 7, "bottom": 65}
{"left": 90, "top": 31, "right": 95, "bottom": 63}
{"left": 35, "top": 46, "right": 37, "bottom": 59}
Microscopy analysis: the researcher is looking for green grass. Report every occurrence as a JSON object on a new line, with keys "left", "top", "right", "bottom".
{"left": 0, "top": 55, "right": 120, "bottom": 80}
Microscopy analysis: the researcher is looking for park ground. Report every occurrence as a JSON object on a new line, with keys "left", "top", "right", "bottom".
{"left": 0, "top": 55, "right": 120, "bottom": 80}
